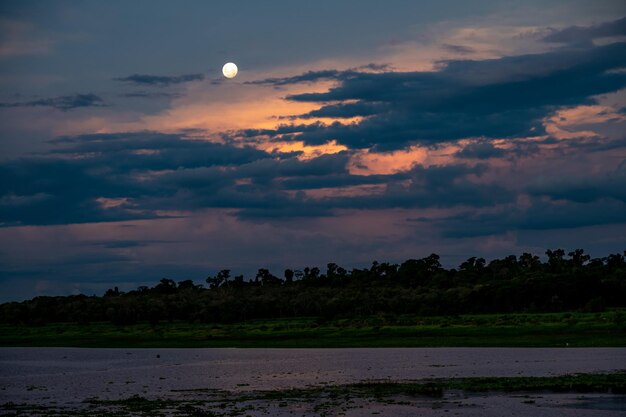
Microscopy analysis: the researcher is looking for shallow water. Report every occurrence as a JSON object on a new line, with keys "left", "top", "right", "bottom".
{"left": 1, "top": 347, "right": 625, "bottom": 415}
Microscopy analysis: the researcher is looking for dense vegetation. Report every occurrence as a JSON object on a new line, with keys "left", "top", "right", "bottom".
{"left": 2, "top": 312, "right": 624, "bottom": 347}
{"left": 1, "top": 249, "right": 625, "bottom": 326}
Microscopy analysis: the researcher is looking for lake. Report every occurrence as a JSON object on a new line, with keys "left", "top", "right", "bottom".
{"left": 1, "top": 347, "right": 625, "bottom": 415}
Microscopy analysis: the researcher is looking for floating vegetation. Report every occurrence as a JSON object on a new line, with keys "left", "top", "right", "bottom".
{"left": 2, "top": 372, "right": 625, "bottom": 416}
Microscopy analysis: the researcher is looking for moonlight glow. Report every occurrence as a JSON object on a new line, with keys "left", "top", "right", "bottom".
{"left": 222, "top": 62, "right": 238, "bottom": 78}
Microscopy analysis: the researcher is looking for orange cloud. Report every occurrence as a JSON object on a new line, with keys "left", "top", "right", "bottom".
{"left": 257, "top": 139, "right": 348, "bottom": 160}
{"left": 544, "top": 104, "right": 626, "bottom": 139}
{"left": 348, "top": 143, "right": 465, "bottom": 175}
{"left": 303, "top": 184, "right": 387, "bottom": 199}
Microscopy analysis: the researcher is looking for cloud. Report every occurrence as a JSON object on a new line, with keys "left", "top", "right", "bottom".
{"left": 434, "top": 199, "right": 626, "bottom": 238}
{"left": 120, "top": 91, "right": 181, "bottom": 99}
{"left": 542, "top": 17, "right": 626, "bottom": 44}
{"left": 0, "top": 93, "right": 104, "bottom": 111}
{"left": 330, "top": 164, "right": 511, "bottom": 210}
{"left": 455, "top": 141, "right": 505, "bottom": 159}
{"left": 114, "top": 73, "right": 205, "bottom": 86}
{"left": 229, "top": 163, "right": 511, "bottom": 219}
{"left": 87, "top": 239, "right": 175, "bottom": 249}
{"left": 245, "top": 69, "right": 347, "bottom": 86}
{"left": 419, "top": 161, "right": 626, "bottom": 238}
{"left": 0, "top": 132, "right": 271, "bottom": 226}
{"left": 49, "top": 131, "right": 269, "bottom": 172}
{"left": 0, "top": 128, "right": 511, "bottom": 226}
{"left": 2, "top": 19, "right": 625, "bottom": 231}
{"left": 441, "top": 44, "right": 475, "bottom": 54}
{"left": 526, "top": 161, "right": 626, "bottom": 203}
{"left": 279, "top": 172, "right": 398, "bottom": 190}
{"left": 240, "top": 42, "right": 626, "bottom": 151}
{"left": 245, "top": 64, "right": 390, "bottom": 86}
{"left": 562, "top": 137, "right": 626, "bottom": 153}
{"left": 0, "top": 156, "right": 158, "bottom": 226}
{"left": 296, "top": 101, "right": 389, "bottom": 119}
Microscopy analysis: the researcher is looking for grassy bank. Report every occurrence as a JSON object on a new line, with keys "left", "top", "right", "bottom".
{"left": 1, "top": 310, "right": 625, "bottom": 348}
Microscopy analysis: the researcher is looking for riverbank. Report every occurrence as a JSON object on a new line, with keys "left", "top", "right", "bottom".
{"left": 2, "top": 372, "right": 625, "bottom": 417}
{"left": 2, "top": 311, "right": 624, "bottom": 347}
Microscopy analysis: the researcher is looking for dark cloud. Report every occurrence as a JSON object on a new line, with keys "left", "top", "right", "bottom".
{"left": 146, "top": 153, "right": 352, "bottom": 214}
{"left": 241, "top": 109, "right": 546, "bottom": 151}
{"left": 238, "top": 42, "right": 626, "bottom": 151}
{"left": 86, "top": 239, "right": 176, "bottom": 249}
{"left": 455, "top": 141, "right": 506, "bottom": 159}
{"left": 49, "top": 131, "right": 269, "bottom": 172}
{"left": 542, "top": 17, "right": 626, "bottom": 44}
{"left": 287, "top": 43, "right": 626, "bottom": 105}
{"left": 322, "top": 164, "right": 512, "bottom": 211}
{"left": 356, "top": 63, "right": 391, "bottom": 71}
{"left": 0, "top": 94, "right": 105, "bottom": 111}
{"left": 234, "top": 152, "right": 350, "bottom": 179}
{"left": 228, "top": 163, "right": 510, "bottom": 219}
{"left": 0, "top": 132, "right": 270, "bottom": 226}
{"left": 518, "top": 199, "right": 626, "bottom": 230}
{"left": 49, "top": 252, "right": 134, "bottom": 266}
{"left": 0, "top": 131, "right": 361, "bottom": 225}
{"left": 434, "top": 199, "right": 626, "bottom": 238}
{"left": 0, "top": 156, "right": 160, "bottom": 227}
{"left": 0, "top": 127, "right": 510, "bottom": 226}
{"left": 297, "top": 101, "right": 389, "bottom": 119}
{"left": 120, "top": 91, "right": 181, "bottom": 99}
{"left": 526, "top": 161, "right": 626, "bottom": 203}
{"left": 442, "top": 44, "right": 475, "bottom": 54}
{"left": 562, "top": 136, "right": 626, "bottom": 153}
{"left": 246, "top": 69, "right": 347, "bottom": 86}
{"left": 419, "top": 161, "right": 626, "bottom": 238}
{"left": 99, "top": 240, "right": 148, "bottom": 249}
{"left": 114, "top": 73, "right": 205, "bottom": 86}
{"left": 280, "top": 172, "right": 399, "bottom": 190}
{"left": 246, "top": 64, "right": 390, "bottom": 86}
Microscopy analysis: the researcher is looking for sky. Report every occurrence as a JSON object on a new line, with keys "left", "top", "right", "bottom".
{"left": 1, "top": 0, "right": 625, "bottom": 301}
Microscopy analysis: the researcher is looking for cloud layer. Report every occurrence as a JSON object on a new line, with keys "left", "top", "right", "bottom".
{"left": 241, "top": 42, "right": 626, "bottom": 151}
{"left": 114, "top": 73, "right": 205, "bottom": 86}
{"left": 0, "top": 94, "right": 104, "bottom": 111}
{"left": 1, "top": 13, "right": 625, "bottom": 300}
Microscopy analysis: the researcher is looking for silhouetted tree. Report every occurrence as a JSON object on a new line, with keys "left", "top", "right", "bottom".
{"left": 569, "top": 249, "right": 590, "bottom": 268}
{"left": 104, "top": 287, "right": 121, "bottom": 297}
{"left": 546, "top": 249, "right": 566, "bottom": 272}
{"left": 207, "top": 269, "right": 231, "bottom": 289}
{"left": 177, "top": 280, "right": 198, "bottom": 290}
{"left": 256, "top": 268, "right": 282, "bottom": 286}
{"left": 155, "top": 278, "right": 176, "bottom": 294}
{"left": 519, "top": 252, "right": 541, "bottom": 271}
{"left": 2, "top": 249, "right": 625, "bottom": 326}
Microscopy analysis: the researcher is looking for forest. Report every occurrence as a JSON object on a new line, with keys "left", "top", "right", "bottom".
{"left": 1, "top": 249, "right": 625, "bottom": 326}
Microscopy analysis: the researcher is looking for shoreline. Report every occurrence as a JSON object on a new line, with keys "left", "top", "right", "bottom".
{"left": 2, "top": 373, "right": 625, "bottom": 416}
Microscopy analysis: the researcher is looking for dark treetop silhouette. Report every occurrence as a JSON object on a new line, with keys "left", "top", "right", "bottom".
{"left": 1, "top": 249, "right": 624, "bottom": 326}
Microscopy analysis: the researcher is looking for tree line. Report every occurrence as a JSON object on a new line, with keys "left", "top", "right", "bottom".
{"left": 1, "top": 249, "right": 625, "bottom": 326}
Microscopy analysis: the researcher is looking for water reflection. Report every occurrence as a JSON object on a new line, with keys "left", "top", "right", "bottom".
{"left": 1, "top": 347, "right": 625, "bottom": 404}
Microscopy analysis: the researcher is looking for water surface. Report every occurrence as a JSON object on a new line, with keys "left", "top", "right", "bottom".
{"left": 1, "top": 347, "right": 625, "bottom": 416}
{"left": 1, "top": 347, "right": 625, "bottom": 403}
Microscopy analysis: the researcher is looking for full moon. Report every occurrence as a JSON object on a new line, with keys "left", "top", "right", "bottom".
{"left": 222, "top": 62, "right": 238, "bottom": 79}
